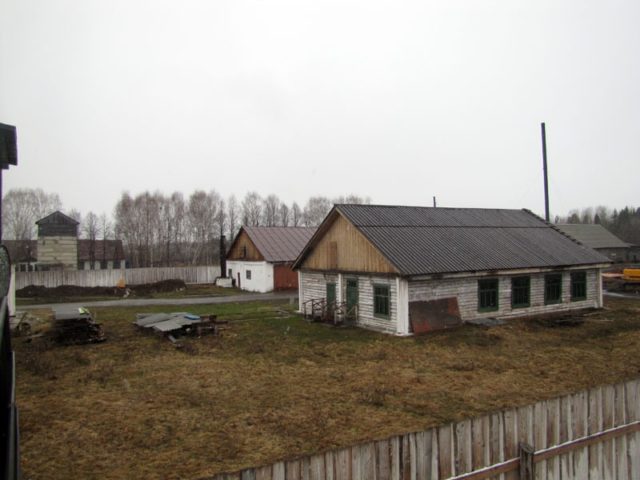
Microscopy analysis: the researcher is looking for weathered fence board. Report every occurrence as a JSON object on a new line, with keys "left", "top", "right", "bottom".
{"left": 15, "top": 265, "right": 220, "bottom": 289}
{"left": 210, "top": 378, "right": 640, "bottom": 480}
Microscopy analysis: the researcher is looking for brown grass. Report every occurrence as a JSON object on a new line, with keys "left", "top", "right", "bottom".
{"left": 15, "top": 297, "right": 640, "bottom": 479}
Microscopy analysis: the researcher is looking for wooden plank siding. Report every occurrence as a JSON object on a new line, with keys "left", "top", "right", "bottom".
{"left": 227, "top": 230, "right": 264, "bottom": 262}
{"left": 408, "top": 269, "right": 600, "bottom": 323}
{"left": 299, "top": 214, "right": 398, "bottom": 275}
{"left": 211, "top": 378, "right": 640, "bottom": 480}
{"left": 36, "top": 236, "right": 78, "bottom": 270}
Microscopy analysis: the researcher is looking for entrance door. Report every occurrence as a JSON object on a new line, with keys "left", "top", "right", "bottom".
{"left": 346, "top": 279, "right": 358, "bottom": 319}
{"left": 326, "top": 283, "right": 336, "bottom": 305}
{"left": 237, "top": 272, "right": 241, "bottom": 289}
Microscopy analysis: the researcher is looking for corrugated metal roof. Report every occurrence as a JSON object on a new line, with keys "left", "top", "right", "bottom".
{"left": 334, "top": 205, "right": 609, "bottom": 276}
{"left": 244, "top": 226, "right": 316, "bottom": 262}
{"left": 556, "top": 224, "right": 632, "bottom": 249}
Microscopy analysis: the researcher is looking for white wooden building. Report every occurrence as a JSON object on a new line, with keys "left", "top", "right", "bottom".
{"left": 226, "top": 226, "right": 316, "bottom": 293}
{"left": 292, "top": 205, "right": 611, "bottom": 335}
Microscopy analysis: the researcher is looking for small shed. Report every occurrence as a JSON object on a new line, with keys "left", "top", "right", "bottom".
{"left": 226, "top": 226, "right": 316, "bottom": 292}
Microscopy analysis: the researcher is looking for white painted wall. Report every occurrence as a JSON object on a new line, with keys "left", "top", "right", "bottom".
{"left": 227, "top": 260, "right": 274, "bottom": 293}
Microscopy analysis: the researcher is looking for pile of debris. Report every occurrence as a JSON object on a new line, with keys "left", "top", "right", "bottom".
{"left": 134, "top": 312, "right": 225, "bottom": 347}
{"left": 14, "top": 306, "right": 106, "bottom": 345}
{"left": 16, "top": 279, "right": 188, "bottom": 299}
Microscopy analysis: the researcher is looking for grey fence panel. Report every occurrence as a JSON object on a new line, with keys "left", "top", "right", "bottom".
{"left": 15, "top": 265, "right": 221, "bottom": 289}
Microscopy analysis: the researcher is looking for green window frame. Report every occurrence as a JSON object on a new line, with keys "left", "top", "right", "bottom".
{"left": 544, "top": 274, "right": 562, "bottom": 304}
{"left": 478, "top": 278, "right": 499, "bottom": 312}
{"left": 373, "top": 284, "right": 390, "bottom": 318}
{"left": 511, "top": 276, "right": 530, "bottom": 308}
{"left": 571, "top": 272, "right": 587, "bottom": 301}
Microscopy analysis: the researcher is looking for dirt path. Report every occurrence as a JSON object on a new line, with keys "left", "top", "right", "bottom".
{"left": 19, "top": 291, "right": 298, "bottom": 310}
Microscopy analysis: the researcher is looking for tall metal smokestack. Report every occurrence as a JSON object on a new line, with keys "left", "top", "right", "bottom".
{"left": 433, "top": 196, "right": 437, "bottom": 208}
{"left": 541, "top": 122, "right": 550, "bottom": 222}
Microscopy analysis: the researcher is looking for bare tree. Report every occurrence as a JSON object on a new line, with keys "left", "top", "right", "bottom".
{"left": 303, "top": 196, "right": 332, "bottom": 227}
{"left": 227, "top": 195, "right": 240, "bottom": 240}
{"left": 187, "top": 190, "right": 221, "bottom": 265}
{"left": 279, "top": 202, "right": 290, "bottom": 227}
{"left": 242, "top": 191, "right": 262, "bottom": 226}
{"left": 291, "top": 202, "right": 302, "bottom": 227}
{"left": 580, "top": 207, "right": 594, "bottom": 224}
{"left": 68, "top": 209, "right": 82, "bottom": 224}
{"left": 2, "top": 188, "right": 62, "bottom": 240}
{"left": 98, "top": 213, "right": 113, "bottom": 268}
{"left": 83, "top": 212, "right": 100, "bottom": 269}
{"left": 263, "top": 194, "right": 280, "bottom": 226}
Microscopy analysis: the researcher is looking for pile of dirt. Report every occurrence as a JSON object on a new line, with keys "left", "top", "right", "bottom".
{"left": 17, "top": 284, "right": 123, "bottom": 298}
{"left": 17, "top": 279, "right": 187, "bottom": 299}
{"left": 128, "top": 279, "right": 186, "bottom": 296}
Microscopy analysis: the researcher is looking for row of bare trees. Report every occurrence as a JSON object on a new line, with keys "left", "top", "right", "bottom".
{"left": 556, "top": 205, "right": 640, "bottom": 246}
{"left": 1, "top": 188, "right": 369, "bottom": 267}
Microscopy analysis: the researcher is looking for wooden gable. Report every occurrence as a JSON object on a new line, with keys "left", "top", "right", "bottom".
{"left": 299, "top": 213, "right": 398, "bottom": 274}
{"left": 226, "top": 229, "right": 264, "bottom": 261}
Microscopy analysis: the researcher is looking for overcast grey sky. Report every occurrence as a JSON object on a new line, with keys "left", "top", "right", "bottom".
{"left": 1, "top": 0, "right": 638, "bottom": 218}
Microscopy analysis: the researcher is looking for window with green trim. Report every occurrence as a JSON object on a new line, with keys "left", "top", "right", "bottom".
{"left": 373, "top": 285, "right": 390, "bottom": 318}
{"left": 511, "top": 276, "right": 530, "bottom": 308}
{"left": 571, "top": 272, "right": 587, "bottom": 301}
{"left": 478, "top": 279, "right": 499, "bottom": 312}
{"left": 544, "top": 274, "right": 562, "bottom": 304}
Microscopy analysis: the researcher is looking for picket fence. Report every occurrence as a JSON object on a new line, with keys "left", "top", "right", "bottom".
{"left": 207, "top": 377, "right": 640, "bottom": 480}
{"left": 14, "top": 265, "right": 220, "bottom": 290}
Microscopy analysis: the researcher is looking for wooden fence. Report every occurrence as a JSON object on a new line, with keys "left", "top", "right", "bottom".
{"left": 208, "top": 377, "right": 640, "bottom": 480}
{"left": 14, "top": 265, "right": 221, "bottom": 290}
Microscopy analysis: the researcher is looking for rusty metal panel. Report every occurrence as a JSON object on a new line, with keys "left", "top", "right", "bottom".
{"left": 409, "top": 297, "right": 461, "bottom": 334}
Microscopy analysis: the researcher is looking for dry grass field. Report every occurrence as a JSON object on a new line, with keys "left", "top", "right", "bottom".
{"left": 15, "top": 297, "right": 640, "bottom": 479}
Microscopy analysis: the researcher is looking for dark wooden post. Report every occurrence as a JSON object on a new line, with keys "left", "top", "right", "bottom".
{"left": 0, "top": 123, "right": 19, "bottom": 241}
{"left": 519, "top": 442, "right": 535, "bottom": 479}
{"left": 219, "top": 235, "right": 227, "bottom": 278}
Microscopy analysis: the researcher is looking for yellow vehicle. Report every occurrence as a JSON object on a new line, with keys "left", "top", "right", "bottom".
{"left": 622, "top": 268, "right": 640, "bottom": 282}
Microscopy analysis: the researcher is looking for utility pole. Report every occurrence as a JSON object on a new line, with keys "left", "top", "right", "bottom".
{"left": 541, "top": 122, "right": 550, "bottom": 222}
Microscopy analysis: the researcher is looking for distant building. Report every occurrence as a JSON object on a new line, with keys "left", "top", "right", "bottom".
{"left": 226, "top": 226, "right": 316, "bottom": 292}
{"left": 557, "top": 224, "right": 638, "bottom": 263}
{"left": 4, "top": 211, "right": 126, "bottom": 271}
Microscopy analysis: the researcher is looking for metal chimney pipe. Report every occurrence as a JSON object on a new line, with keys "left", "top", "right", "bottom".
{"left": 541, "top": 123, "right": 550, "bottom": 222}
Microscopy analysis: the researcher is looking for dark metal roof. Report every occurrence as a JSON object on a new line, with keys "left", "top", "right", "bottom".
{"left": 556, "top": 224, "right": 633, "bottom": 249}
{"left": 334, "top": 205, "right": 610, "bottom": 276}
{"left": 243, "top": 226, "right": 316, "bottom": 262}
{"left": 36, "top": 211, "right": 79, "bottom": 226}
